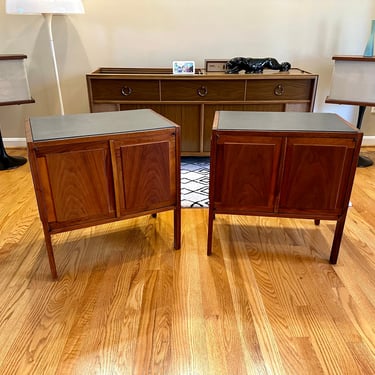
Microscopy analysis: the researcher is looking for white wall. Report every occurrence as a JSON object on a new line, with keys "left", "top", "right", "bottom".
{"left": 1, "top": 0, "right": 375, "bottom": 140}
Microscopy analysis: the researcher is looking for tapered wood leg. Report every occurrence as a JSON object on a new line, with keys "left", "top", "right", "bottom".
{"left": 207, "top": 208, "right": 215, "bottom": 255}
{"left": 174, "top": 207, "right": 181, "bottom": 250}
{"left": 314, "top": 219, "right": 320, "bottom": 225}
{"left": 329, "top": 215, "right": 346, "bottom": 264}
{"left": 43, "top": 227, "right": 58, "bottom": 279}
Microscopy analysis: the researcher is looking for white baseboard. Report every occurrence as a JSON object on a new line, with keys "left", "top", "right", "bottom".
{"left": 3, "top": 136, "right": 375, "bottom": 148}
{"left": 361, "top": 136, "right": 375, "bottom": 146}
{"left": 3, "top": 138, "right": 27, "bottom": 147}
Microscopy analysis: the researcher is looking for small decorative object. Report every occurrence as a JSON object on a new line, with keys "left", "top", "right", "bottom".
{"left": 172, "top": 61, "right": 195, "bottom": 74}
{"left": 363, "top": 20, "right": 375, "bottom": 57}
{"left": 205, "top": 59, "right": 228, "bottom": 72}
{"left": 226, "top": 57, "right": 291, "bottom": 74}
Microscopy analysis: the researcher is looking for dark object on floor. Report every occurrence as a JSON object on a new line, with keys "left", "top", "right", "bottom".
{"left": 0, "top": 130, "right": 27, "bottom": 170}
{"left": 226, "top": 57, "right": 291, "bottom": 74}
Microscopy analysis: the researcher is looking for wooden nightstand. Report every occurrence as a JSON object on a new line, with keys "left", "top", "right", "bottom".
{"left": 207, "top": 111, "right": 362, "bottom": 263}
{"left": 26, "top": 109, "right": 181, "bottom": 278}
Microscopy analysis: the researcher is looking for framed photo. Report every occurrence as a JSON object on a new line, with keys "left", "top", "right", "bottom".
{"left": 172, "top": 61, "right": 195, "bottom": 74}
{"left": 205, "top": 59, "right": 228, "bottom": 72}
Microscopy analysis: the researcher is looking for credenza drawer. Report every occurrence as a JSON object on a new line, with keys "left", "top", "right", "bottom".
{"left": 161, "top": 80, "right": 245, "bottom": 101}
{"left": 246, "top": 79, "right": 313, "bottom": 100}
{"left": 90, "top": 79, "right": 160, "bottom": 101}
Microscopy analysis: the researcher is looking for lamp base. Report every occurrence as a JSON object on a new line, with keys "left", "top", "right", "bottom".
{"left": 0, "top": 130, "right": 27, "bottom": 170}
{"left": 357, "top": 154, "right": 373, "bottom": 168}
{"left": 0, "top": 153, "right": 27, "bottom": 170}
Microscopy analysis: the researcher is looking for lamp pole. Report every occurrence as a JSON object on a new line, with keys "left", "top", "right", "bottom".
{"left": 44, "top": 13, "right": 65, "bottom": 115}
{"left": 5, "top": 0, "right": 85, "bottom": 116}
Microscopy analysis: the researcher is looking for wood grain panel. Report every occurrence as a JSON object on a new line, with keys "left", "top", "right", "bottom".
{"left": 45, "top": 147, "right": 115, "bottom": 224}
{"left": 279, "top": 138, "right": 355, "bottom": 213}
{"left": 214, "top": 138, "right": 282, "bottom": 211}
{"left": 246, "top": 79, "right": 313, "bottom": 100}
{"left": 119, "top": 141, "right": 174, "bottom": 212}
{"left": 161, "top": 80, "right": 244, "bottom": 101}
{"left": 118, "top": 104, "right": 202, "bottom": 153}
{"left": 157, "top": 104, "right": 201, "bottom": 153}
{"left": 90, "top": 79, "right": 159, "bottom": 100}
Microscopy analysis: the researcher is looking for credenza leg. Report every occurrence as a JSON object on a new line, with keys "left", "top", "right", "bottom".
{"left": 43, "top": 227, "right": 58, "bottom": 279}
{"left": 329, "top": 215, "right": 346, "bottom": 264}
{"left": 314, "top": 219, "right": 320, "bottom": 225}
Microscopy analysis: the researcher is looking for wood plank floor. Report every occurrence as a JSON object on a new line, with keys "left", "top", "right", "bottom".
{"left": 0, "top": 148, "right": 374, "bottom": 375}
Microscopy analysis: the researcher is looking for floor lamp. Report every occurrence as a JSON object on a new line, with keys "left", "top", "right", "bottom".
{"left": 6, "top": 0, "right": 85, "bottom": 116}
{"left": 0, "top": 54, "right": 34, "bottom": 170}
{"left": 326, "top": 55, "right": 375, "bottom": 167}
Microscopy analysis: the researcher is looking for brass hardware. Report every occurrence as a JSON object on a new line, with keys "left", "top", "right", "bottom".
{"left": 197, "top": 86, "right": 208, "bottom": 97}
{"left": 274, "top": 84, "right": 284, "bottom": 96}
{"left": 121, "top": 86, "right": 133, "bottom": 96}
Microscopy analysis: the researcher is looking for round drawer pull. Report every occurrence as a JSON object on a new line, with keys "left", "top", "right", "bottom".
{"left": 121, "top": 86, "right": 133, "bottom": 96}
{"left": 274, "top": 84, "right": 285, "bottom": 96}
{"left": 197, "top": 86, "right": 208, "bottom": 97}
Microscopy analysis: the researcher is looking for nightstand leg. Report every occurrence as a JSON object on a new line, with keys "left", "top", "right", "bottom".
{"left": 174, "top": 207, "right": 181, "bottom": 250}
{"left": 207, "top": 208, "right": 215, "bottom": 255}
{"left": 43, "top": 227, "right": 58, "bottom": 279}
{"left": 330, "top": 215, "right": 346, "bottom": 264}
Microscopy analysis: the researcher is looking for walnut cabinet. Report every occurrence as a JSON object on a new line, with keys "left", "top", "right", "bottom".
{"left": 86, "top": 67, "right": 318, "bottom": 156}
{"left": 26, "top": 109, "right": 181, "bottom": 278}
{"left": 207, "top": 111, "right": 363, "bottom": 263}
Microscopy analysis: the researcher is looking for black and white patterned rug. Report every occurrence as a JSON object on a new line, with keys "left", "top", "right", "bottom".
{"left": 181, "top": 157, "right": 210, "bottom": 208}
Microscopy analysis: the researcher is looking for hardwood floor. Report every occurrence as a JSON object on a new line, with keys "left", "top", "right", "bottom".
{"left": 0, "top": 148, "right": 374, "bottom": 375}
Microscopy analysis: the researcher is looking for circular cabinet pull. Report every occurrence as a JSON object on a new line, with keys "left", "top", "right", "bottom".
{"left": 274, "top": 84, "right": 285, "bottom": 96}
{"left": 197, "top": 86, "right": 208, "bottom": 97}
{"left": 121, "top": 86, "right": 133, "bottom": 96}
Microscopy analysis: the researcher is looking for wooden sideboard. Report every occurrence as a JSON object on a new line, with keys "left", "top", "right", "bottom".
{"left": 86, "top": 68, "right": 318, "bottom": 156}
{"left": 207, "top": 111, "right": 362, "bottom": 263}
{"left": 26, "top": 109, "right": 181, "bottom": 279}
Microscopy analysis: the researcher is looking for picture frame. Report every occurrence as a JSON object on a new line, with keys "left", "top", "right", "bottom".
{"left": 205, "top": 59, "right": 228, "bottom": 72}
{"left": 172, "top": 61, "right": 195, "bottom": 74}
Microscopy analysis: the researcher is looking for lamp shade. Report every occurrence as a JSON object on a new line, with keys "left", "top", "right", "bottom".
{"left": 0, "top": 55, "right": 33, "bottom": 105}
{"left": 326, "top": 55, "right": 375, "bottom": 106}
{"left": 6, "top": 0, "right": 84, "bottom": 15}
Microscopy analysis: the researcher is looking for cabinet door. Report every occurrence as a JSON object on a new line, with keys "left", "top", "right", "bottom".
{"left": 157, "top": 104, "right": 201, "bottom": 153}
{"left": 278, "top": 137, "right": 356, "bottom": 215}
{"left": 119, "top": 103, "right": 201, "bottom": 153}
{"left": 213, "top": 135, "right": 283, "bottom": 212}
{"left": 112, "top": 130, "right": 177, "bottom": 216}
{"left": 35, "top": 141, "right": 116, "bottom": 229}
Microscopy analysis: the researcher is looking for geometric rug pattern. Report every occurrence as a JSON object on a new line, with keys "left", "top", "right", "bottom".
{"left": 181, "top": 157, "right": 210, "bottom": 208}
